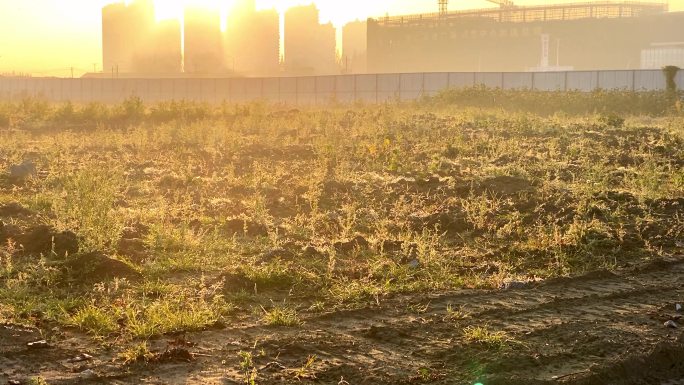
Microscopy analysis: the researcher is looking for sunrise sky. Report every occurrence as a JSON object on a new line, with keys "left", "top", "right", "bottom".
{"left": 0, "top": 0, "right": 682, "bottom": 77}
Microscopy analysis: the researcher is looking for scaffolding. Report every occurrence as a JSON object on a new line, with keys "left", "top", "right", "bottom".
{"left": 373, "top": 1, "right": 669, "bottom": 26}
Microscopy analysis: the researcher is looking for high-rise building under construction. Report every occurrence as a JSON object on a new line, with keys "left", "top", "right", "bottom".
{"left": 368, "top": 2, "right": 684, "bottom": 73}
{"left": 225, "top": 0, "right": 280, "bottom": 76}
{"left": 184, "top": 6, "right": 224, "bottom": 74}
{"left": 284, "top": 4, "right": 337, "bottom": 75}
{"left": 102, "top": 0, "right": 181, "bottom": 75}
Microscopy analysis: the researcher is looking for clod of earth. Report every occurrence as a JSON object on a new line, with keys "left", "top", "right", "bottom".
{"left": 149, "top": 347, "right": 194, "bottom": 363}
{"left": 8, "top": 161, "right": 37, "bottom": 182}
{"left": 27, "top": 340, "right": 50, "bottom": 349}
{"left": 664, "top": 320, "right": 678, "bottom": 329}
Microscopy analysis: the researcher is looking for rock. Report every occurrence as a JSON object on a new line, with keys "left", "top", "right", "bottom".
{"left": 407, "top": 259, "right": 421, "bottom": 269}
{"left": 664, "top": 320, "right": 678, "bottom": 329}
{"left": 68, "top": 353, "right": 94, "bottom": 363}
{"left": 676, "top": 303, "right": 682, "bottom": 312}
{"left": 8, "top": 380, "right": 21, "bottom": 385}
{"left": 65, "top": 252, "right": 141, "bottom": 281}
{"left": 8, "top": 161, "right": 37, "bottom": 182}
{"left": 79, "top": 369, "right": 97, "bottom": 379}
{"left": 501, "top": 280, "right": 528, "bottom": 290}
{"left": 20, "top": 225, "right": 79, "bottom": 258}
{"left": 27, "top": 340, "right": 50, "bottom": 349}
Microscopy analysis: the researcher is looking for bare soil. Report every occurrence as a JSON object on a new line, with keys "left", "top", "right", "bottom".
{"left": 2, "top": 257, "right": 683, "bottom": 385}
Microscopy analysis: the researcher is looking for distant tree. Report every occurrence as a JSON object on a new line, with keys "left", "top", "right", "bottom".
{"left": 662, "top": 65, "right": 680, "bottom": 93}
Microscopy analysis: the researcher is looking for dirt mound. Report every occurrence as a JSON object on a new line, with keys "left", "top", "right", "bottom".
{"left": 221, "top": 218, "right": 269, "bottom": 237}
{"left": 0, "top": 202, "right": 33, "bottom": 217}
{"left": 20, "top": 225, "right": 79, "bottom": 258}
{"left": 333, "top": 236, "right": 370, "bottom": 254}
{"left": 65, "top": 252, "right": 141, "bottom": 281}
{"left": 575, "top": 339, "right": 684, "bottom": 385}
{"left": 116, "top": 238, "right": 148, "bottom": 263}
{"left": 478, "top": 175, "right": 534, "bottom": 195}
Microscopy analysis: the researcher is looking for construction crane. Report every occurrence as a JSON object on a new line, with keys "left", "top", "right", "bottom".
{"left": 438, "top": 0, "right": 515, "bottom": 16}
{"left": 438, "top": 0, "right": 448, "bottom": 17}
{"left": 485, "top": 0, "right": 516, "bottom": 8}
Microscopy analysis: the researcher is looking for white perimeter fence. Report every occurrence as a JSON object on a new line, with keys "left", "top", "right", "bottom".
{"left": 0, "top": 70, "right": 682, "bottom": 105}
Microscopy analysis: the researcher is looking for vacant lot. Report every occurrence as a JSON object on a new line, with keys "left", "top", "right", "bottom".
{"left": 1, "top": 91, "right": 683, "bottom": 384}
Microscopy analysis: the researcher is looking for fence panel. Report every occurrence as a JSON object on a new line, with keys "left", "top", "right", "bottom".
{"left": 315, "top": 76, "right": 336, "bottom": 104}
{"left": 475, "top": 72, "right": 504, "bottom": 88}
{"left": 566, "top": 71, "right": 598, "bottom": 91}
{"left": 532, "top": 72, "right": 566, "bottom": 91}
{"left": 634, "top": 70, "right": 665, "bottom": 91}
{"left": 355, "top": 74, "right": 378, "bottom": 102}
{"left": 448, "top": 72, "right": 476, "bottom": 88}
{"left": 262, "top": 78, "right": 280, "bottom": 102}
{"left": 503, "top": 73, "right": 533, "bottom": 90}
{"left": 335, "top": 75, "right": 356, "bottom": 103}
{"left": 598, "top": 71, "right": 633, "bottom": 90}
{"left": 279, "top": 77, "right": 298, "bottom": 105}
{"left": 400, "top": 73, "right": 423, "bottom": 100}
{"left": 0, "top": 70, "right": 676, "bottom": 104}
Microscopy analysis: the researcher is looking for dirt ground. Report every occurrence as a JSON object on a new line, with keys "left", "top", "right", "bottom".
{"left": 2, "top": 256, "right": 683, "bottom": 385}
{"left": 1, "top": 104, "right": 683, "bottom": 385}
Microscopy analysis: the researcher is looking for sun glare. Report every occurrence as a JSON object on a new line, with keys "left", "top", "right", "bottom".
{"left": 153, "top": 0, "right": 235, "bottom": 22}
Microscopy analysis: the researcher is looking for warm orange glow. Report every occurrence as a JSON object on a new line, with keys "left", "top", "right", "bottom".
{"left": 0, "top": 0, "right": 683, "bottom": 76}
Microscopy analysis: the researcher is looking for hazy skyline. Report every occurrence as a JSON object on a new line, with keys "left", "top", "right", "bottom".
{"left": 1, "top": 0, "right": 682, "bottom": 76}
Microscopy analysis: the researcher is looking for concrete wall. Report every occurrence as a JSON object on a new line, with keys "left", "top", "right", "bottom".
{"left": 0, "top": 70, "right": 677, "bottom": 105}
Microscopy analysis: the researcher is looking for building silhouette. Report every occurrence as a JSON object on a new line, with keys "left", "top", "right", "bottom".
{"left": 342, "top": 20, "right": 367, "bottom": 74}
{"left": 102, "top": 0, "right": 181, "bottom": 75}
{"left": 225, "top": 0, "right": 280, "bottom": 76}
{"left": 368, "top": 2, "right": 684, "bottom": 72}
{"left": 184, "top": 6, "right": 224, "bottom": 74}
{"left": 284, "top": 4, "right": 337, "bottom": 75}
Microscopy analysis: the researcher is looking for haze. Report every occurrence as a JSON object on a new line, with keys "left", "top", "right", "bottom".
{"left": 2, "top": 0, "right": 682, "bottom": 76}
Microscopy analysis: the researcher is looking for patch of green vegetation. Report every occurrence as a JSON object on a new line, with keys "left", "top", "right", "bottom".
{"left": 462, "top": 325, "right": 515, "bottom": 350}
{"left": 260, "top": 305, "right": 301, "bottom": 327}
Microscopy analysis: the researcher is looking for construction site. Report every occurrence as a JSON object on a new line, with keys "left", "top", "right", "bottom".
{"left": 369, "top": 1, "right": 684, "bottom": 73}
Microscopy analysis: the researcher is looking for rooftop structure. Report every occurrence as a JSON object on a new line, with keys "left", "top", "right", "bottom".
{"left": 373, "top": 1, "right": 668, "bottom": 26}
{"left": 367, "top": 1, "right": 682, "bottom": 73}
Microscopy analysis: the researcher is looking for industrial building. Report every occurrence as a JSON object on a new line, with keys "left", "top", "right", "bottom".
{"left": 368, "top": 1, "right": 684, "bottom": 73}
{"left": 284, "top": 4, "right": 337, "bottom": 75}
{"left": 184, "top": 6, "right": 224, "bottom": 74}
{"left": 225, "top": 0, "right": 280, "bottom": 76}
{"left": 342, "top": 20, "right": 368, "bottom": 74}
